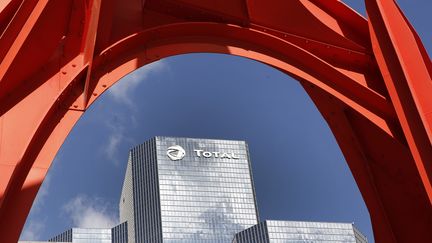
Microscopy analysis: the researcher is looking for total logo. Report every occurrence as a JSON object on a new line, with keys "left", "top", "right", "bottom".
{"left": 166, "top": 145, "right": 240, "bottom": 161}
{"left": 193, "top": 149, "right": 240, "bottom": 159}
{"left": 166, "top": 145, "right": 186, "bottom": 161}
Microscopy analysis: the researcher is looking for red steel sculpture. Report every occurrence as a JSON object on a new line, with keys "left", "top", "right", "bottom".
{"left": 0, "top": 0, "right": 431, "bottom": 242}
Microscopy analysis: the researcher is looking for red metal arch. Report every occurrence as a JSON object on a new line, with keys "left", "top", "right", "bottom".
{"left": 0, "top": 0, "right": 431, "bottom": 242}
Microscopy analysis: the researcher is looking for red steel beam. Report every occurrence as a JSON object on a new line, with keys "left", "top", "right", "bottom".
{"left": 0, "top": 0, "right": 431, "bottom": 242}
{"left": 366, "top": 0, "right": 432, "bottom": 203}
{"left": 81, "top": 0, "right": 102, "bottom": 107}
{"left": 0, "top": 0, "right": 48, "bottom": 80}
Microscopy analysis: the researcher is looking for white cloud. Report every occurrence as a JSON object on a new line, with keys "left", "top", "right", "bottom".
{"left": 63, "top": 195, "right": 117, "bottom": 228}
{"left": 20, "top": 220, "right": 45, "bottom": 240}
{"left": 101, "top": 61, "right": 166, "bottom": 162}
{"left": 108, "top": 60, "right": 166, "bottom": 105}
{"left": 105, "top": 131, "right": 123, "bottom": 162}
{"left": 102, "top": 116, "right": 132, "bottom": 165}
{"left": 31, "top": 173, "right": 51, "bottom": 213}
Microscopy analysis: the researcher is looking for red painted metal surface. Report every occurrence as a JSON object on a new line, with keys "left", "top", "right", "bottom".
{"left": 0, "top": 0, "right": 430, "bottom": 242}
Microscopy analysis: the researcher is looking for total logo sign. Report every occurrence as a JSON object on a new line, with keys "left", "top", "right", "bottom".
{"left": 166, "top": 145, "right": 186, "bottom": 161}
{"left": 166, "top": 145, "right": 240, "bottom": 161}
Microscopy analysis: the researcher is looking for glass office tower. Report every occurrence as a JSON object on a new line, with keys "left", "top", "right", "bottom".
{"left": 47, "top": 228, "right": 111, "bottom": 243}
{"left": 20, "top": 136, "right": 370, "bottom": 243}
{"left": 119, "top": 136, "right": 259, "bottom": 243}
{"left": 233, "top": 220, "right": 368, "bottom": 243}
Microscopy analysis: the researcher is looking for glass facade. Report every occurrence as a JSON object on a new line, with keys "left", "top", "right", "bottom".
{"left": 48, "top": 228, "right": 111, "bottom": 243}
{"left": 19, "top": 242, "right": 54, "bottom": 243}
{"left": 25, "top": 136, "right": 370, "bottom": 243}
{"left": 119, "top": 136, "right": 259, "bottom": 243}
{"left": 48, "top": 228, "right": 72, "bottom": 242}
{"left": 233, "top": 220, "right": 368, "bottom": 243}
{"left": 111, "top": 222, "right": 128, "bottom": 243}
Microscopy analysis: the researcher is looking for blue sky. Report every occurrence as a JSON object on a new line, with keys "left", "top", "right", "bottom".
{"left": 20, "top": 1, "right": 430, "bottom": 242}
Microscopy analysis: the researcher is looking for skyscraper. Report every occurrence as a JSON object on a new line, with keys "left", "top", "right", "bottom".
{"left": 19, "top": 136, "right": 369, "bottom": 243}
{"left": 119, "top": 136, "right": 259, "bottom": 243}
